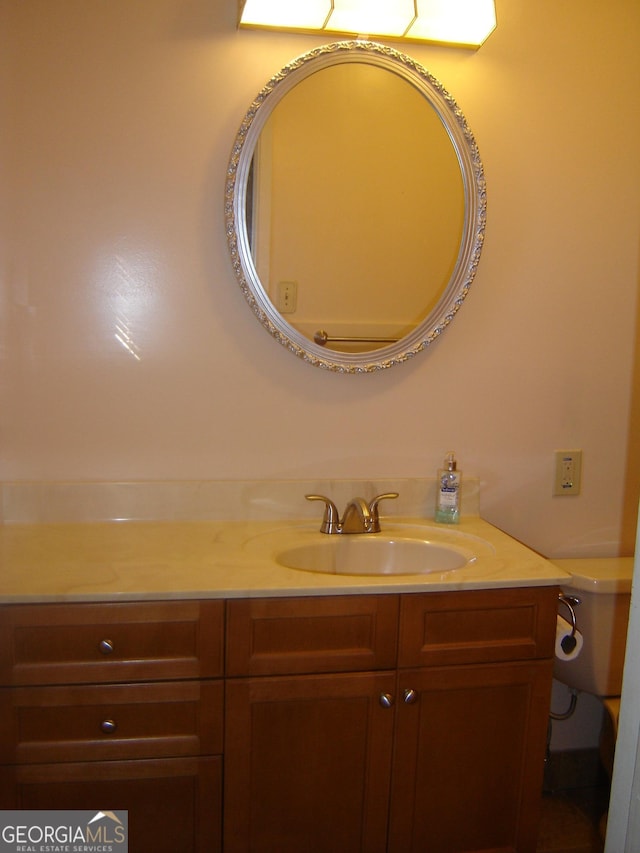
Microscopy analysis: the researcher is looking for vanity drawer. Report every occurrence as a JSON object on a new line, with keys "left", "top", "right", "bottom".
{"left": 226, "top": 595, "right": 399, "bottom": 676}
{"left": 398, "top": 586, "right": 559, "bottom": 668}
{"left": 0, "top": 600, "right": 224, "bottom": 685}
{"left": 0, "top": 679, "right": 223, "bottom": 764}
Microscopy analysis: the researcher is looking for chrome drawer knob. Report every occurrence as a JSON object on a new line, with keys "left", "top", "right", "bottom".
{"left": 403, "top": 688, "right": 418, "bottom": 705}
{"left": 98, "top": 639, "right": 114, "bottom": 655}
{"left": 100, "top": 719, "right": 118, "bottom": 734}
{"left": 379, "top": 693, "right": 394, "bottom": 708}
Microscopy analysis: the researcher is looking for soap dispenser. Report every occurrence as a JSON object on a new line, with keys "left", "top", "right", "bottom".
{"left": 435, "top": 451, "right": 461, "bottom": 524}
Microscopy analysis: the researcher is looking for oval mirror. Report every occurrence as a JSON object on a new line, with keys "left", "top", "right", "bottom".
{"left": 225, "top": 41, "right": 486, "bottom": 373}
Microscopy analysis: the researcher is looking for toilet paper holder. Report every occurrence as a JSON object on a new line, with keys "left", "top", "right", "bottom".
{"left": 558, "top": 593, "right": 581, "bottom": 654}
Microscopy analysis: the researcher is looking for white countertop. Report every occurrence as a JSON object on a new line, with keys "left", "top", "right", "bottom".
{"left": 0, "top": 516, "right": 569, "bottom": 603}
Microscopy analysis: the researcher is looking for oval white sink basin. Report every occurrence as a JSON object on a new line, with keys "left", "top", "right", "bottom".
{"left": 276, "top": 535, "right": 475, "bottom": 576}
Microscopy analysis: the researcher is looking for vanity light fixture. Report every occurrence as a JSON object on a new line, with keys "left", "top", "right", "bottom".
{"left": 238, "top": 0, "right": 496, "bottom": 48}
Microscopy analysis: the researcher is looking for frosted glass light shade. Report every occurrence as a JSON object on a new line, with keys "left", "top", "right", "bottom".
{"left": 326, "top": 0, "right": 416, "bottom": 38}
{"left": 408, "top": 0, "right": 496, "bottom": 47}
{"left": 238, "top": 0, "right": 497, "bottom": 47}
{"left": 239, "top": 0, "right": 332, "bottom": 30}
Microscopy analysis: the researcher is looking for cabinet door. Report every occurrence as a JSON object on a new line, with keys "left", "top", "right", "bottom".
{"left": 388, "top": 660, "right": 553, "bottom": 853}
{"left": 0, "top": 756, "right": 222, "bottom": 853}
{"left": 225, "top": 671, "right": 396, "bottom": 853}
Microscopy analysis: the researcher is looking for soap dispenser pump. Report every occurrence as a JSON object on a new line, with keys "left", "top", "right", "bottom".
{"left": 435, "top": 451, "right": 461, "bottom": 524}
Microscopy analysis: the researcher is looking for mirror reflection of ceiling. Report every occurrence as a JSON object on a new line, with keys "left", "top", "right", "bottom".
{"left": 250, "top": 63, "right": 465, "bottom": 353}
{"left": 225, "top": 41, "right": 486, "bottom": 373}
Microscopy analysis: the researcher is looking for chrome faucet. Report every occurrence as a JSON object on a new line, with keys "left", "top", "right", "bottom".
{"left": 305, "top": 492, "right": 399, "bottom": 534}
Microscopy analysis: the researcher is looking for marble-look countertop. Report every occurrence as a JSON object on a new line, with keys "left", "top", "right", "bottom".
{"left": 0, "top": 516, "right": 569, "bottom": 603}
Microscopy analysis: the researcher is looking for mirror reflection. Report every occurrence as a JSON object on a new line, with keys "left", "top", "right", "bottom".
{"left": 249, "top": 63, "right": 465, "bottom": 353}
{"left": 225, "top": 42, "right": 486, "bottom": 372}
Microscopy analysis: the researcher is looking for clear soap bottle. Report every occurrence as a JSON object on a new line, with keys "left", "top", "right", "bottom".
{"left": 435, "top": 451, "right": 461, "bottom": 524}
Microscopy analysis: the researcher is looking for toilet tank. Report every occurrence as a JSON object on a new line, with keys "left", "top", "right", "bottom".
{"left": 552, "top": 558, "right": 633, "bottom": 697}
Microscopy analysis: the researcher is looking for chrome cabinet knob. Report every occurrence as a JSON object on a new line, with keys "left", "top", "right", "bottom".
{"left": 98, "top": 639, "right": 114, "bottom": 655}
{"left": 403, "top": 688, "right": 418, "bottom": 705}
{"left": 379, "top": 692, "right": 395, "bottom": 708}
{"left": 100, "top": 719, "right": 118, "bottom": 734}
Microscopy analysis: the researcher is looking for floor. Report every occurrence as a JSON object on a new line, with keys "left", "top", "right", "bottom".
{"left": 537, "top": 787, "right": 609, "bottom": 853}
{"left": 537, "top": 750, "right": 610, "bottom": 853}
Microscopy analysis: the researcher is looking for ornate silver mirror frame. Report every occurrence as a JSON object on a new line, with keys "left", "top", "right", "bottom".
{"left": 225, "top": 41, "right": 486, "bottom": 373}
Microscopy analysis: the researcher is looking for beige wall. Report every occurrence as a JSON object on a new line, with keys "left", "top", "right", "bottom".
{"left": 2, "top": 0, "right": 639, "bottom": 558}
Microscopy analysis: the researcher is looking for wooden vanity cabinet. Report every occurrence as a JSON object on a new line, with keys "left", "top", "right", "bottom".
{"left": 0, "top": 600, "right": 224, "bottom": 853}
{"left": 224, "top": 587, "right": 558, "bottom": 853}
{"left": 0, "top": 587, "right": 558, "bottom": 852}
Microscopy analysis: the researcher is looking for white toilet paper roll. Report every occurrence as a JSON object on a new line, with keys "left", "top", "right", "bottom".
{"left": 555, "top": 614, "right": 583, "bottom": 661}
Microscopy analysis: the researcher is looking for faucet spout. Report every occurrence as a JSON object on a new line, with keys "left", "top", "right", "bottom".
{"left": 306, "top": 491, "right": 399, "bottom": 534}
{"left": 340, "top": 497, "right": 373, "bottom": 534}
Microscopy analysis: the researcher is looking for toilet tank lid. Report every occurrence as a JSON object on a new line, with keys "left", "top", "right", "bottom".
{"left": 550, "top": 557, "right": 634, "bottom": 593}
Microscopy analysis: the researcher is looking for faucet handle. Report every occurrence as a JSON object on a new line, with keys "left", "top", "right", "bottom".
{"left": 368, "top": 492, "right": 399, "bottom": 532}
{"left": 305, "top": 495, "right": 340, "bottom": 534}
